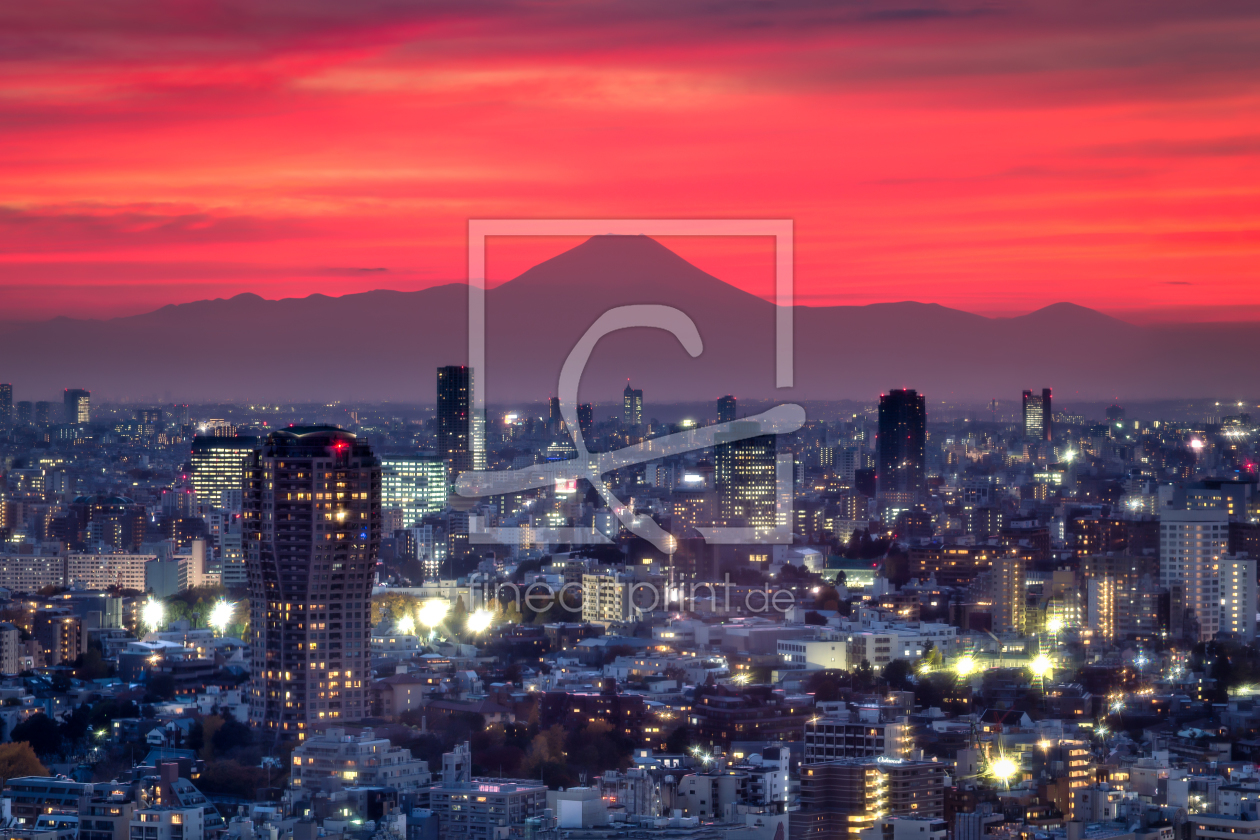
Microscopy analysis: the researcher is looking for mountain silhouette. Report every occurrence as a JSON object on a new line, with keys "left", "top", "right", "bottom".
{"left": 0, "top": 235, "right": 1256, "bottom": 404}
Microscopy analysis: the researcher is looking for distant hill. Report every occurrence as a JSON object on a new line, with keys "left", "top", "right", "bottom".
{"left": 0, "top": 235, "right": 1256, "bottom": 404}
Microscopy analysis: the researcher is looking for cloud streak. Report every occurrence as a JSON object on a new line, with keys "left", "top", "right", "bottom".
{"left": 0, "top": 0, "right": 1258, "bottom": 320}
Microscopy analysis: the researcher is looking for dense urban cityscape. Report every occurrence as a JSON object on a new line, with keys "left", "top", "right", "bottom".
{"left": 0, "top": 370, "right": 1256, "bottom": 840}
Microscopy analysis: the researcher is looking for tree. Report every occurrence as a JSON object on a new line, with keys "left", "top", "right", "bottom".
{"left": 12, "top": 714, "right": 63, "bottom": 757}
{"left": 883, "top": 659, "right": 914, "bottom": 692}
{"left": 0, "top": 742, "right": 48, "bottom": 785}
{"left": 200, "top": 716, "right": 225, "bottom": 760}
{"left": 211, "top": 717, "right": 253, "bottom": 754}
{"left": 59, "top": 704, "right": 91, "bottom": 743}
{"left": 804, "top": 611, "right": 828, "bottom": 626}
{"left": 197, "top": 759, "right": 272, "bottom": 799}
{"left": 146, "top": 673, "right": 176, "bottom": 702}
{"left": 851, "top": 660, "right": 876, "bottom": 692}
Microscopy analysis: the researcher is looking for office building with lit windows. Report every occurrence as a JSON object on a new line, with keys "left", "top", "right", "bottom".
{"left": 715, "top": 420, "right": 778, "bottom": 532}
{"left": 0, "top": 383, "right": 10, "bottom": 427}
{"left": 623, "top": 381, "right": 643, "bottom": 428}
{"left": 1022, "top": 388, "right": 1052, "bottom": 441}
{"left": 244, "top": 427, "right": 381, "bottom": 737}
{"left": 64, "top": 388, "right": 90, "bottom": 424}
{"left": 438, "top": 366, "right": 483, "bottom": 477}
{"left": 190, "top": 436, "right": 258, "bottom": 511}
{"left": 380, "top": 454, "right": 448, "bottom": 528}
{"left": 877, "top": 389, "right": 926, "bottom": 506}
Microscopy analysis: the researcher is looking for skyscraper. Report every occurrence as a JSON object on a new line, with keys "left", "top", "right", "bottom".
{"left": 15, "top": 401, "right": 32, "bottom": 426}
{"left": 877, "top": 389, "right": 926, "bottom": 506}
{"left": 34, "top": 401, "right": 52, "bottom": 426}
{"left": 1160, "top": 507, "right": 1229, "bottom": 641}
{"left": 244, "top": 427, "right": 381, "bottom": 737}
{"left": 0, "top": 384, "right": 11, "bottom": 427}
{"left": 380, "top": 454, "right": 448, "bottom": 528}
{"left": 576, "top": 404, "right": 593, "bottom": 440}
{"left": 547, "top": 396, "right": 563, "bottom": 434}
{"left": 64, "top": 388, "right": 90, "bottom": 424}
{"left": 1022, "top": 388, "right": 1052, "bottom": 441}
{"left": 191, "top": 436, "right": 259, "bottom": 510}
{"left": 437, "top": 366, "right": 473, "bottom": 478}
{"left": 717, "top": 395, "right": 737, "bottom": 424}
{"left": 715, "top": 420, "right": 778, "bottom": 532}
{"left": 622, "top": 382, "right": 643, "bottom": 429}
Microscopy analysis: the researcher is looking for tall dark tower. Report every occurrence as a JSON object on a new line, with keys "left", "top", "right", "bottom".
{"left": 717, "top": 395, "right": 737, "bottom": 424}
{"left": 64, "top": 388, "right": 90, "bottom": 424}
{"left": 437, "top": 366, "right": 473, "bottom": 478}
{"left": 576, "top": 404, "right": 594, "bottom": 440}
{"left": 623, "top": 382, "right": 643, "bottom": 429}
{"left": 244, "top": 427, "right": 381, "bottom": 739}
{"left": 877, "top": 389, "right": 926, "bottom": 506}
{"left": 1022, "top": 388, "right": 1052, "bottom": 442}
{"left": 0, "top": 384, "right": 11, "bottom": 428}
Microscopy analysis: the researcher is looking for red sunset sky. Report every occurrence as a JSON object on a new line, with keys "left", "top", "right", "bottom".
{"left": 2, "top": 1, "right": 1259, "bottom": 323}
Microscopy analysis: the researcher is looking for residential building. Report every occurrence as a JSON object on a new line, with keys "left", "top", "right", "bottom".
{"left": 244, "top": 427, "right": 381, "bottom": 737}
{"left": 65, "top": 553, "right": 152, "bottom": 591}
{"left": 290, "top": 727, "right": 431, "bottom": 789}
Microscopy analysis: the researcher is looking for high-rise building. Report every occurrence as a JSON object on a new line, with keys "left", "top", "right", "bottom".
{"left": 15, "top": 401, "right": 32, "bottom": 425}
{"left": 717, "top": 395, "right": 737, "bottom": 424}
{"left": 190, "top": 436, "right": 258, "bottom": 511}
{"left": 135, "top": 408, "right": 163, "bottom": 437}
{"left": 34, "top": 401, "right": 51, "bottom": 426}
{"left": 715, "top": 420, "right": 778, "bottom": 532}
{"left": 244, "top": 427, "right": 381, "bottom": 737}
{"left": 64, "top": 388, "right": 90, "bottom": 424}
{"left": 623, "top": 382, "right": 643, "bottom": 428}
{"left": 990, "top": 554, "right": 1026, "bottom": 634}
{"left": 1221, "top": 556, "right": 1257, "bottom": 641}
{"left": 877, "top": 389, "right": 926, "bottom": 506}
{"left": 437, "top": 365, "right": 474, "bottom": 477}
{"left": 380, "top": 454, "right": 447, "bottom": 529}
{"left": 1160, "top": 507, "right": 1229, "bottom": 641}
{"left": 0, "top": 383, "right": 11, "bottom": 427}
{"left": 547, "top": 396, "right": 563, "bottom": 433}
{"left": 576, "top": 403, "right": 593, "bottom": 439}
{"left": 1023, "top": 388, "right": 1052, "bottom": 441}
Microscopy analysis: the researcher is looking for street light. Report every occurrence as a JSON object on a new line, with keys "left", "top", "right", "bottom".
{"left": 419, "top": 600, "right": 449, "bottom": 630}
{"left": 955, "top": 656, "right": 977, "bottom": 677}
{"left": 142, "top": 599, "right": 165, "bottom": 634}
{"left": 396, "top": 614, "right": 416, "bottom": 636}
{"left": 209, "top": 600, "right": 234, "bottom": 635}
{"left": 467, "top": 609, "right": 494, "bottom": 634}
{"left": 989, "top": 755, "right": 1017, "bottom": 788}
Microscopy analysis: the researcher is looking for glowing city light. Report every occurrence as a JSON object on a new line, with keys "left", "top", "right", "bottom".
{"left": 419, "top": 600, "right": 450, "bottom": 628}
{"left": 467, "top": 609, "right": 494, "bottom": 633}
{"left": 1190, "top": 438, "right": 1204, "bottom": 451}
{"left": 1062, "top": 449, "right": 1075, "bottom": 463}
{"left": 1045, "top": 617, "right": 1064, "bottom": 634}
{"left": 209, "top": 600, "right": 234, "bottom": 634}
{"left": 732, "top": 672, "right": 751, "bottom": 685}
{"left": 955, "top": 656, "right": 977, "bottom": 677}
{"left": 142, "top": 599, "right": 165, "bottom": 633}
{"left": 1029, "top": 654, "right": 1054, "bottom": 679}
{"left": 989, "top": 755, "right": 1018, "bottom": 787}
{"left": 396, "top": 614, "right": 416, "bottom": 636}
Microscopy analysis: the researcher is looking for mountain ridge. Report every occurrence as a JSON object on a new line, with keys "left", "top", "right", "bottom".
{"left": 0, "top": 235, "right": 1255, "bottom": 402}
